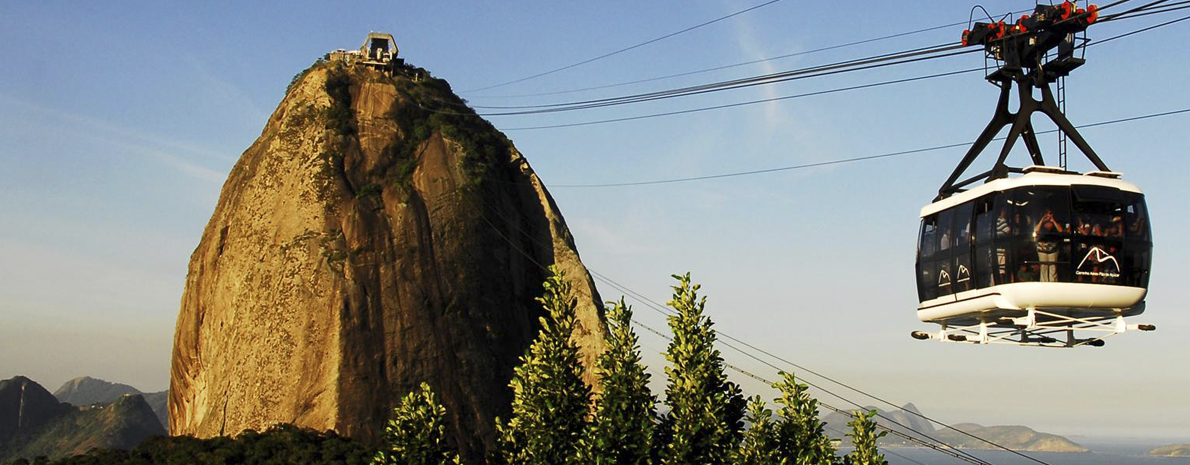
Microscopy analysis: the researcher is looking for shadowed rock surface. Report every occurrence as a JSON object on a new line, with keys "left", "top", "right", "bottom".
{"left": 169, "top": 60, "right": 606, "bottom": 462}
{"left": 139, "top": 391, "right": 168, "bottom": 433}
{"left": 0, "top": 377, "right": 73, "bottom": 446}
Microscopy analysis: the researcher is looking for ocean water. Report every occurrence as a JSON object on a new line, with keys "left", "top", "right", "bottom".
{"left": 881, "top": 441, "right": 1190, "bottom": 465}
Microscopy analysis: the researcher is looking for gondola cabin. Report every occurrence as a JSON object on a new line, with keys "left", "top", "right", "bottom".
{"left": 912, "top": 2, "right": 1156, "bottom": 346}
{"left": 916, "top": 166, "right": 1152, "bottom": 331}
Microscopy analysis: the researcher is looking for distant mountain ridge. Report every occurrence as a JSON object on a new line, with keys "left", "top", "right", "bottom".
{"left": 0, "top": 376, "right": 165, "bottom": 461}
{"left": 51, "top": 377, "right": 168, "bottom": 429}
{"left": 821, "top": 403, "right": 1086, "bottom": 452}
{"left": 53, "top": 377, "right": 139, "bottom": 407}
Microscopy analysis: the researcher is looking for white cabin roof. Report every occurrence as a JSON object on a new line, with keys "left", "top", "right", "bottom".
{"left": 920, "top": 167, "right": 1144, "bottom": 218}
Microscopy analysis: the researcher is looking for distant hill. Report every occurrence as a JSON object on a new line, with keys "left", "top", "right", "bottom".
{"left": 1149, "top": 444, "right": 1190, "bottom": 457}
{"left": 821, "top": 404, "right": 1086, "bottom": 452}
{"left": 0, "top": 377, "right": 74, "bottom": 446}
{"left": 932, "top": 423, "right": 1087, "bottom": 452}
{"left": 0, "top": 377, "right": 165, "bottom": 462}
{"left": 53, "top": 377, "right": 139, "bottom": 407}
{"left": 822, "top": 403, "right": 935, "bottom": 447}
{"left": 139, "top": 391, "right": 168, "bottom": 433}
{"left": 52, "top": 378, "right": 168, "bottom": 432}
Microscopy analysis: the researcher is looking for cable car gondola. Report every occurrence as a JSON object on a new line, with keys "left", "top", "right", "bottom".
{"left": 911, "top": 2, "right": 1155, "bottom": 347}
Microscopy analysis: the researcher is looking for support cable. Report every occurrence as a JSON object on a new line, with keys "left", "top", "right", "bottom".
{"left": 460, "top": 44, "right": 971, "bottom": 114}
{"left": 496, "top": 12, "right": 1189, "bottom": 130}
{"left": 501, "top": 68, "right": 978, "bottom": 130}
{"left": 409, "top": 1, "right": 1187, "bottom": 132}
{"left": 550, "top": 107, "right": 1190, "bottom": 188}
{"left": 462, "top": 0, "right": 785, "bottom": 93}
{"left": 468, "top": 8, "right": 1032, "bottom": 100}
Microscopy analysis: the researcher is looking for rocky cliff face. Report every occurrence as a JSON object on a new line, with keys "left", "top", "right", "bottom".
{"left": 169, "top": 61, "right": 606, "bottom": 461}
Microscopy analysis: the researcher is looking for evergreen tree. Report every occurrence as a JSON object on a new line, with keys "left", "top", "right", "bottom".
{"left": 660, "top": 273, "right": 745, "bottom": 465}
{"left": 373, "top": 382, "right": 460, "bottom": 465}
{"left": 772, "top": 371, "right": 837, "bottom": 465}
{"left": 580, "top": 299, "right": 656, "bottom": 465}
{"left": 843, "top": 410, "right": 887, "bottom": 465}
{"left": 736, "top": 396, "right": 782, "bottom": 465}
{"left": 497, "top": 266, "right": 592, "bottom": 465}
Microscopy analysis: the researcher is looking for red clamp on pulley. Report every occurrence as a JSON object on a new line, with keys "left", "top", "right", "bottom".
{"left": 962, "top": 29, "right": 970, "bottom": 46}
{"left": 1087, "top": 4, "right": 1099, "bottom": 23}
{"left": 1061, "top": 1, "right": 1074, "bottom": 20}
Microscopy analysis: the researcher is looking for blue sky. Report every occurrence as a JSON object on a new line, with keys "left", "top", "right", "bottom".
{"left": 1, "top": 1, "right": 1187, "bottom": 440}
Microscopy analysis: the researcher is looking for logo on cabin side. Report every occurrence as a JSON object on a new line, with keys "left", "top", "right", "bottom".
{"left": 1076, "top": 246, "right": 1121, "bottom": 278}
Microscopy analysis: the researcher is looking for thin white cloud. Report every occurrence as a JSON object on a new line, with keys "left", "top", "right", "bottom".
{"left": 183, "top": 53, "right": 270, "bottom": 125}
{"left": 0, "top": 93, "right": 231, "bottom": 183}
{"left": 727, "top": 12, "right": 794, "bottom": 130}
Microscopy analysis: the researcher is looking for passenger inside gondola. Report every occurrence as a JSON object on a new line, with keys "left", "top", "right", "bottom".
{"left": 1034, "top": 209, "right": 1064, "bottom": 282}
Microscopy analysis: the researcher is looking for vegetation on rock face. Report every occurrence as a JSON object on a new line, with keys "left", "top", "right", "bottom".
{"left": 496, "top": 267, "right": 592, "bottom": 465}
{"left": 659, "top": 273, "right": 746, "bottom": 465}
{"left": 578, "top": 299, "right": 655, "bottom": 465}
{"left": 373, "top": 383, "right": 460, "bottom": 465}
{"left": 383, "top": 64, "right": 510, "bottom": 187}
{"left": 324, "top": 66, "right": 357, "bottom": 137}
{"left": 315, "top": 59, "right": 511, "bottom": 193}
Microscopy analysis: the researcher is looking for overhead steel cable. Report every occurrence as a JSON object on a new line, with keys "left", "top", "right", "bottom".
{"left": 461, "top": 0, "right": 785, "bottom": 93}
{"left": 467, "top": 188, "right": 1017, "bottom": 465}
{"left": 1095, "top": 0, "right": 1170, "bottom": 22}
{"left": 449, "top": 44, "right": 971, "bottom": 114}
{"left": 1094, "top": 11, "right": 1190, "bottom": 43}
{"left": 468, "top": 8, "right": 1036, "bottom": 101}
{"left": 474, "top": 45, "right": 970, "bottom": 113}
{"left": 493, "top": 11, "right": 1190, "bottom": 131}
{"left": 468, "top": 23, "right": 968, "bottom": 100}
{"left": 550, "top": 107, "right": 1190, "bottom": 188}
{"left": 501, "top": 68, "right": 980, "bottom": 131}
{"left": 419, "top": 3, "right": 1186, "bottom": 126}
{"left": 1101, "top": 1, "right": 1190, "bottom": 21}
{"left": 478, "top": 0, "right": 1172, "bottom": 115}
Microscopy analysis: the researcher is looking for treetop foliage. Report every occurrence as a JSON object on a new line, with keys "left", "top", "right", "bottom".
{"left": 373, "top": 382, "right": 460, "bottom": 465}
{"left": 496, "top": 266, "right": 592, "bottom": 465}
{"left": 660, "top": 273, "right": 745, "bottom": 465}
{"left": 579, "top": 299, "right": 656, "bottom": 465}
